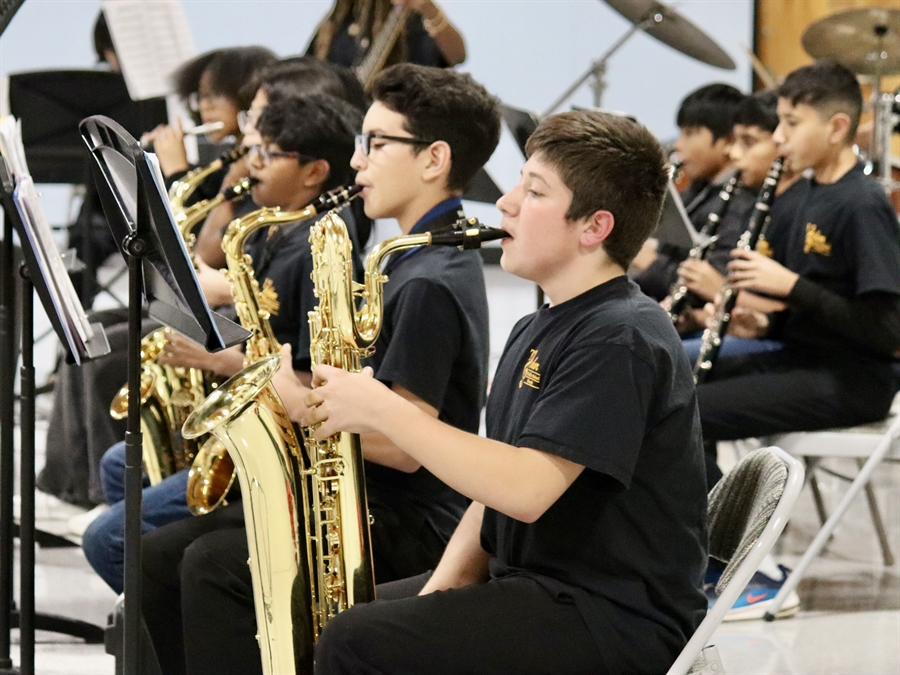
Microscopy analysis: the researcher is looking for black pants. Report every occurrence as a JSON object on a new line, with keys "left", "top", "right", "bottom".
{"left": 698, "top": 352, "right": 898, "bottom": 487}
{"left": 141, "top": 502, "right": 247, "bottom": 675}
{"left": 142, "top": 499, "right": 448, "bottom": 675}
{"left": 314, "top": 573, "right": 607, "bottom": 675}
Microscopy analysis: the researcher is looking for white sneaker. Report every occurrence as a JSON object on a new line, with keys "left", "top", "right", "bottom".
{"left": 68, "top": 504, "right": 109, "bottom": 537}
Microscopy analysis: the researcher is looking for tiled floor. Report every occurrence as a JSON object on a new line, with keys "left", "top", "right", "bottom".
{"left": 3, "top": 258, "right": 900, "bottom": 674}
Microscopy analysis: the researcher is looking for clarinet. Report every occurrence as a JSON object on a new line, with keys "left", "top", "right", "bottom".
{"left": 666, "top": 173, "right": 742, "bottom": 323}
{"left": 693, "top": 157, "right": 785, "bottom": 384}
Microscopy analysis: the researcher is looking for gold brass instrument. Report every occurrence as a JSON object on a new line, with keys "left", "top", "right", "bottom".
{"left": 694, "top": 157, "right": 785, "bottom": 384}
{"left": 183, "top": 202, "right": 505, "bottom": 674}
{"left": 184, "top": 186, "right": 364, "bottom": 516}
{"left": 355, "top": 4, "right": 411, "bottom": 88}
{"left": 168, "top": 145, "right": 247, "bottom": 212}
{"left": 176, "top": 176, "right": 257, "bottom": 261}
{"left": 108, "top": 176, "right": 255, "bottom": 485}
{"left": 665, "top": 173, "right": 742, "bottom": 323}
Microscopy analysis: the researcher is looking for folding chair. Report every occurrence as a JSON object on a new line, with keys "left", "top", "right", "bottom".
{"left": 760, "top": 409, "right": 900, "bottom": 621}
{"left": 668, "top": 446, "right": 805, "bottom": 675}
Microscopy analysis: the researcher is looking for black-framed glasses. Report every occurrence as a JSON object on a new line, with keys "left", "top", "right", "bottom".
{"left": 248, "top": 144, "right": 316, "bottom": 167}
{"left": 354, "top": 132, "right": 433, "bottom": 156}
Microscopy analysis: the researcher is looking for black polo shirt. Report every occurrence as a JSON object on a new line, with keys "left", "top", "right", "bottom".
{"left": 482, "top": 276, "right": 708, "bottom": 675}
{"left": 765, "top": 163, "right": 900, "bottom": 360}
{"left": 363, "top": 199, "right": 489, "bottom": 560}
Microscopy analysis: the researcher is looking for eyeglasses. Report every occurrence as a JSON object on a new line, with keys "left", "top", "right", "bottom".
{"left": 354, "top": 132, "right": 433, "bottom": 157}
{"left": 187, "top": 91, "right": 230, "bottom": 112}
{"left": 247, "top": 144, "right": 316, "bottom": 167}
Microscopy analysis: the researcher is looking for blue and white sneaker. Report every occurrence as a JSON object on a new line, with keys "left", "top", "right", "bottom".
{"left": 705, "top": 563, "right": 800, "bottom": 621}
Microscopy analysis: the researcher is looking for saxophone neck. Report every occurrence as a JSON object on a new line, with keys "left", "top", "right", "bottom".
{"left": 168, "top": 146, "right": 248, "bottom": 211}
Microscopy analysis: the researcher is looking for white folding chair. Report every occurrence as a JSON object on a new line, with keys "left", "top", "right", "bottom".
{"left": 668, "top": 446, "right": 805, "bottom": 675}
{"left": 760, "top": 408, "right": 900, "bottom": 620}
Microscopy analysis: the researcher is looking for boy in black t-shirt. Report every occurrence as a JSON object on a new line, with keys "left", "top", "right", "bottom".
{"left": 307, "top": 111, "right": 708, "bottom": 675}
{"left": 633, "top": 83, "right": 752, "bottom": 301}
{"left": 695, "top": 61, "right": 900, "bottom": 619}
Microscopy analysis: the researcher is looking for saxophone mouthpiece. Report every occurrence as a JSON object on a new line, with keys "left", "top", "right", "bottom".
{"left": 429, "top": 219, "right": 509, "bottom": 249}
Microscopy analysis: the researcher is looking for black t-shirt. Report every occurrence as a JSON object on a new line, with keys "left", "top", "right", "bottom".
{"left": 481, "top": 276, "right": 708, "bottom": 675}
{"left": 307, "top": 13, "right": 449, "bottom": 69}
{"left": 766, "top": 163, "right": 900, "bottom": 360}
{"left": 363, "top": 202, "right": 489, "bottom": 559}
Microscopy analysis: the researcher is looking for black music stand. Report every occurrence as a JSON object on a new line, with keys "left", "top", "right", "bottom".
{"left": 8, "top": 70, "right": 167, "bottom": 306}
{"left": 79, "top": 115, "right": 249, "bottom": 675}
{"left": 0, "top": 156, "right": 112, "bottom": 675}
{"left": 501, "top": 104, "right": 541, "bottom": 158}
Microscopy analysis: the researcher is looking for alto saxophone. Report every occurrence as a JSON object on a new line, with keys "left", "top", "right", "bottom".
{"left": 183, "top": 203, "right": 505, "bottom": 675}
{"left": 693, "top": 157, "right": 786, "bottom": 384}
{"left": 109, "top": 177, "right": 255, "bottom": 484}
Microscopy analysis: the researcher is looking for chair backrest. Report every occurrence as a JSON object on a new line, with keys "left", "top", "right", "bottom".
{"left": 667, "top": 446, "right": 804, "bottom": 675}
{"left": 708, "top": 447, "right": 787, "bottom": 594}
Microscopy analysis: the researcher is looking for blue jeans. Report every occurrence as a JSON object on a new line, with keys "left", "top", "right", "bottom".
{"left": 82, "top": 441, "right": 192, "bottom": 593}
{"left": 682, "top": 334, "right": 784, "bottom": 364}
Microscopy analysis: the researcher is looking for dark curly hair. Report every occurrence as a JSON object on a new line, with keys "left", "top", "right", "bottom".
{"left": 256, "top": 94, "right": 361, "bottom": 191}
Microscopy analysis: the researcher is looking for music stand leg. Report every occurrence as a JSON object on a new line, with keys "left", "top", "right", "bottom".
{"left": 18, "top": 265, "right": 34, "bottom": 675}
{"left": 0, "top": 216, "right": 17, "bottom": 674}
{"left": 122, "top": 240, "right": 146, "bottom": 675}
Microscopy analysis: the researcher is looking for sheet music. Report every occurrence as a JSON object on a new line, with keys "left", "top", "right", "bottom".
{"left": 101, "top": 0, "right": 197, "bottom": 101}
{"left": 0, "top": 116, "right": 95, "bottom": 358}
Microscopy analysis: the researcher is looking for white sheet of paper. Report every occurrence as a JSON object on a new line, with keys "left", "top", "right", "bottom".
{"left": 101, "top": 0, "right": 198, "bottom": 101}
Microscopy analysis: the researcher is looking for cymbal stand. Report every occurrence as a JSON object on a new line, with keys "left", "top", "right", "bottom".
{"left": 867, "top": 24, "right": 900, "bottom": 194}
{"left": 543, "top": 9, "right": 665, "bottom": 116}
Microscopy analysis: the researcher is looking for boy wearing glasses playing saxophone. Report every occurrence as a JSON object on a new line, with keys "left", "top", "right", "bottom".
{"left": 144, "top": 64, "right": 502, "bottom": 675}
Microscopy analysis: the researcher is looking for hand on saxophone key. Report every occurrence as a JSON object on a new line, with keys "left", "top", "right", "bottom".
{"left": 304, "top": 365, "right": 386, "bottom": 440}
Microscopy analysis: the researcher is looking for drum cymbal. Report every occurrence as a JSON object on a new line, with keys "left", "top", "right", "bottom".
{"left": 604, "top": 0, "right": 735, "bottom": 70}
{"left": 802, "top": 7, "right": 900, "bottom": 76}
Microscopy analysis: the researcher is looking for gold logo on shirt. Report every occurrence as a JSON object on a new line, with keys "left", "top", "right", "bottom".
{"left": 803, "top": 223, "right": 832, "bottom": 256}
{"left": 755, "top": 235, "right": 773, "bottom": 258}
{"left": 258, "top": 277, "right": 280, "bottom": 316}
{"left": 519, "top": 349, "right": 541, "bottom": 390}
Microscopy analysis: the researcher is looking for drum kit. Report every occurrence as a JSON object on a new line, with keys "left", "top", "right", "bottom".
{"left": 548, "top": 1, "right": 900, "bottom": 197}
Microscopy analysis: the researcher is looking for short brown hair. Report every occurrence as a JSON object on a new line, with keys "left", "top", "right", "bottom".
{"left": 525, "top": 111, "right": 668, "bottom": 269}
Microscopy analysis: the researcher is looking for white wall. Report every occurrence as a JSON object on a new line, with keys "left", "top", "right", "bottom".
{"left": 1, "top": 0, "right": 753, "bottom": 180}
{"left": 0, "top": 0, "right": 753, "bottom": 360}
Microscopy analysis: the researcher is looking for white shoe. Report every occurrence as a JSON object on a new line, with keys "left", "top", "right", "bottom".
{"left": 68, "top": 504, "right": 109, "bottom": 537}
